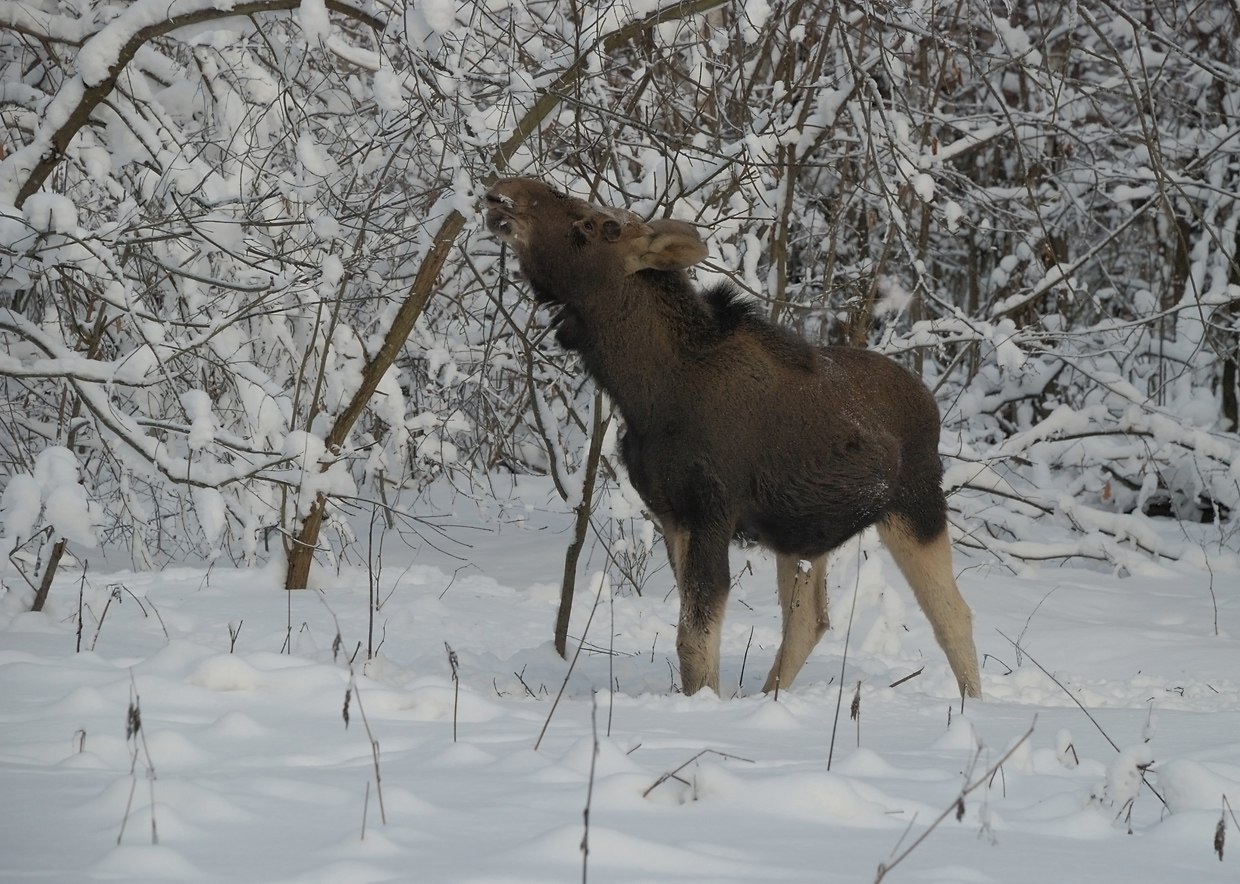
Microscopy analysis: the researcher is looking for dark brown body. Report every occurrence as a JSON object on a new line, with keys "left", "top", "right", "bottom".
{"left": 484, "top": 177, "right": 980, "bottom": 699}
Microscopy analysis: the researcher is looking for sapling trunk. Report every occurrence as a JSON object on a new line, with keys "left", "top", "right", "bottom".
{"left": 31, "top": 536, "right": 66, "bottom": 613}
{"left": 554, "top": 392, "right": 608, "bottom": 658}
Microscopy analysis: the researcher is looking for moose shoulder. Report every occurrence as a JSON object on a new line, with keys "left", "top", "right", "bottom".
{"left": 484, "top": 177, "right": 981, "bottom": 699}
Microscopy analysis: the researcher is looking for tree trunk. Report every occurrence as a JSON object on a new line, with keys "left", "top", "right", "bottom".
{"left": 283, "top": 212, "right": 465, "bottom": 589}
{"left": 284, "top": 498, "right": 327, "bottom": 591}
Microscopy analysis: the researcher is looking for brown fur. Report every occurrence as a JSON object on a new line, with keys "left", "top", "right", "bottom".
{"left": 484, "top": 177, "right": 981, "bottom": 699}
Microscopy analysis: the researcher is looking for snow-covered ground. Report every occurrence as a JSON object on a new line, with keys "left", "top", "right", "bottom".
{"left": 2, "top": 478, "right": 1238, "bottom": 883}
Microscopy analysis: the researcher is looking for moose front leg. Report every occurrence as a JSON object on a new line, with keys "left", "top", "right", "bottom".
{"left": 673, "top": 529, "right": 732, "bottom": 695}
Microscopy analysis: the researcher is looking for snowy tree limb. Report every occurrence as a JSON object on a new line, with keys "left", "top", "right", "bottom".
{"left": 4, "top": 0, "right": 384, "bottom": 207}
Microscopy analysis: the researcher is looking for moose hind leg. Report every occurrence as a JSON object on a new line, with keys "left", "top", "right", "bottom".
{"left": 877, "top": 516, "right": 981, "bottom": 699}
{"left": 674, "top": 529, "right": 732, "bottom": 696}
{"left": 762, "top": 553, "right": 829, "bottom": 694}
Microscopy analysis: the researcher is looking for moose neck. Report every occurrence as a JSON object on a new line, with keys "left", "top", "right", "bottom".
{"left": 566, "top": 271, "right": 707, "bottom": 436}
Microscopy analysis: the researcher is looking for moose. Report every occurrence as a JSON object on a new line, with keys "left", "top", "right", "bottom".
{"left": 484, "top": 177, "right": 981, "bottom": 700}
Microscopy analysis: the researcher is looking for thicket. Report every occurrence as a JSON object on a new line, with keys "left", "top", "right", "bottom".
{"left": 1, "top": 0, "right": 1237, "bottom": 606}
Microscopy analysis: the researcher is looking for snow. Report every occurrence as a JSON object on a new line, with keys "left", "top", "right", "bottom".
{"left": 874, "top": 276, "right": 914, "bottom": 318}
{"left": 737, "top": 0, "right": 771, "bottom": 44}
{"left": 192, "top": 487, "right": 227, "bottom": 550}
{"left": 944, "top": 199, "right": 964, "bottom": 232}
{"left": 419, "top": 0, "right": 457, "bottom": 34}
{"left": 298, "top": 0, "right": 331, "bottom": 44}
{"left": 296, "top": 133, "right": 340, "bottom": 180}
{"left": 1, "top": 447, "right": 98, "bottom": 548}
{"left": 282, "top": 431, "right": 358, "bottom": 520}
{"left": 2, "top": 483, "right": 1238, "bottom": 882}
{"left": 23, "top": 192, "right": 78, "bottom": 233}
{"left": 179, "top": 390, "right": 217, "bottom": 452}
{"left": 372, "top": 67, "right": 404, "bottom": 112}
{"left": 913, "top": 172, "right": 935, "bottom": 203}
{"left": 0, "top": 473, "right": 40, "bottom": 543}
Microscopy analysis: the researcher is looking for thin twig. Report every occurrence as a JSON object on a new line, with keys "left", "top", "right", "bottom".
{"left": 829, "top": 538, "right": 864, "bottom": 771}
{"left": 607, "top": 596, "right": 616, "bottom": 738}
{"left": 344, "top": 676, "right": 387, "bottom": 825}
{"left": 91, "top": 585, "right": 122, "bottom": 651}
{"left": 75, "top": 566, "right": 87, "bottom": 652}
{"left": 367, "top": 505, "right": 383, "bottom": 660}
{"left": 737, "top": 626, "right": 754, "bottom": 696}
{"left": 851, "top": 681, "right": 862, "bottom": 748}
{"left": 535, "top": 573, "right": 609, "bottom": 752}
{"left": 641, "top": 749, "right": 755, "bottom": 799}
{"left": 1217, "top": 795, "right": 1239, "bottom": 861}
{"left": 581, "top": 692, "right": 599, "bottom": 884}
{"left": 996, "top": 629, "right": 1167, "bottom": 809}
{"left": 889, "top": 668, "right": 924, "bottom": 689}
{"left": 875, "top": 719, "right": 1036, "bottom": 882}
{"left": 445, "top": 642, "right": 460, "bottom": 743}
{"left": 117, "top": 672, "right": 158, "bottom": 846}
{"left": 1013, "top": 586, "right": 1062, "bottom": 667}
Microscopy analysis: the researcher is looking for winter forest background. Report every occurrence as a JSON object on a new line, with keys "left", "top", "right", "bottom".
{"left": 3, "top": 1, "right": 1240, "bottom": 881}
{"left": 1, "top": 0, "right": 1238, "bottom": 608}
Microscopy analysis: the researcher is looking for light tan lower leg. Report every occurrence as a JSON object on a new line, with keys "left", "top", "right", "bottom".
{"left": 877, "top": 517, "right": 981, "bottom": 699}
{"left": 762, "top": 553, "right": 829, "bottom": 693}
{"left": 667, "top": 521, "right": 728, "bottom": 696}
{"left": 677, "top": 600, "right": 725, "bottom": 695}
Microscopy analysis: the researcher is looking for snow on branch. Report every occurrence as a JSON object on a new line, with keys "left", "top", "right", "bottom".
{"left": 1, "top": 0, "right": 385, "bottom": 207}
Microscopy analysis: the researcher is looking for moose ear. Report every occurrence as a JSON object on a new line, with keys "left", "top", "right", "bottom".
{"left": 626, "top": 219, "right": 707, "bottom": 273}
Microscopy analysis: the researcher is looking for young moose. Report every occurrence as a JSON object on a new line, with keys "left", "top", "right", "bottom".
{"left": 484, "top": 177, "right": 981, "bottom": 699}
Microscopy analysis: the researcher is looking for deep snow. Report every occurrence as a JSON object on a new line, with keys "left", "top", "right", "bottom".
{"left": 2, "top": 477, "right": 1239, "bottom": 883}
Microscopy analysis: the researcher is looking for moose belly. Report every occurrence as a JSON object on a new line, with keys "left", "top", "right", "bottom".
{"left": 737, "top": 494, "right": 888, "bottom": 558}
